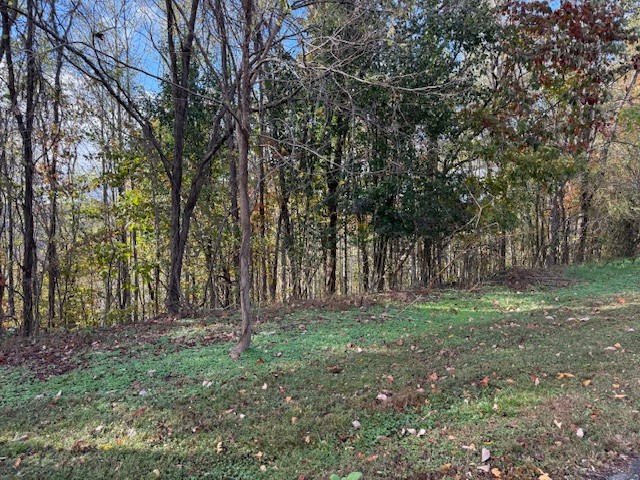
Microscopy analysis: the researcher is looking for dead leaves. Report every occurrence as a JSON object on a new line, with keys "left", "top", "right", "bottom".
{"left": 376, "top": 393, "right": 389, "bottom": 402}
{"left": 71, "top": 440, "right": 92, "bottom": 453}
{"left": 478, "top": 376, "right": 490, "bottom": 387}
{"left": 355, "top": 452, "right": 378, "bottom": 462}
{"left": 605, "top": 343, "right": 627, "bottom": 353}
{"left": 400, "top": 427, "right": 426, "bottom": 437}
{"left": 481, "top": 447, "right": 491, "bottom": 463}
{"left": 133, "top": 407, "right": 146, "bottom": 417}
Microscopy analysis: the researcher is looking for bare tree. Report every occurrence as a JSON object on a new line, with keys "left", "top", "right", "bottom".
{"left": 1, "top": 0, "right": 39, "bottom": 335}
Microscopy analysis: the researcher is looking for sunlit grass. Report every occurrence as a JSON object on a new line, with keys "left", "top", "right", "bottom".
{"left": 1, "top": 260, "right": 640, "bottom": 478}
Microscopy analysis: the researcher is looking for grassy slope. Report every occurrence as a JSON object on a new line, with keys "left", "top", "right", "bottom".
{"left": 1, "top": 261, "right": 640, "bottom": 479}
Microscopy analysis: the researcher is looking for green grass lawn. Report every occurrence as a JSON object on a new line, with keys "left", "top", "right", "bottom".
{"left": 2, "top": 261, "right": 640, "bottom": 479}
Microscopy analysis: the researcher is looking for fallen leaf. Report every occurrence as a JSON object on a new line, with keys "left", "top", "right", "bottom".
{"left": 153, "top": 469, "right": 160, "bottom": 477}
{"left": 72, "top": 440, "right": 91, "bottom": 453}
{"left": 376, "top": 393, "right": 388, "bottom": 402}
{"left": 576, "top": 428, "right": 584, "bottom": 438}
{"left": 582, "top": 379, "right": 592, "bottom": 387}
{"left": 439, "top": 463, "right": 452, "bottom": 473}
{"left": 538, "top": 474, "right": 552, "bottom": 480}
{"left": 479, "top": 377, "right": 490, "bottom": 387}
{"left": 352, "top": 420, "right": 361, "bottom": 429}
{"left": 261, "top": 383, "right": 268, "bottom": 390}
{"left": 304, "top": 435, "right": 311, "bottom": 444}
{"left": 255, "top": 358, "right": 265, "bottom": 364}
{"left": 285, "top": 396, "right": 293, "bottom": 403}
{"left": 613, "top": 394, "right": 628, "bottom": 399}
{"left": 491, "top": 467, "right": 502, "bottom": 478}
{"left": 327, "top": 365, "right": 343, "bottom": 374}
{"left": 14, "top": 457, "right": 22, "bottom": 468}
{"left": 216, "top": 442, "right": 224, "bottom": 453}
{"left": 396, "top": 338, "right": 405, "bottom": 347}
{"left": 556, "top": 372, "right": 575, "bottom": 379}
{"left": 478, "top": 465, "right": 490, "bottom": 473}
{"left": 366, "top": 454, "right": 378, "bottom": 462}
{"left": 554, "top": 420, "right": 562, "bottom": 429}
{"left": 481, "top": 447, "right": 491, "bottom": 462}
{"left": 260, "top": 465, "right": 267, "bottom": 472}
{"left": 254, "top": 451, "right": 264, "bottom": 459}
{"left": 429, "top": 372, "right": 439, "bottom": 382}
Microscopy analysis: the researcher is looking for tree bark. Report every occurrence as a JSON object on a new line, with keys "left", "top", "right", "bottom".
{"left": 325, "top": 118, "right": 347, "bottom": 295}
{"left": 2, "top": 0, "right": 38, "bottom": 335}
{"left": 230, "top": 0, "right": 254, "bottom": 359}
{"left": 575, "top": 176, "right": 593, "bottom": 264}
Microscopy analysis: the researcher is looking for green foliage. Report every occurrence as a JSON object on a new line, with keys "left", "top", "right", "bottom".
{"left": 330, "top": 472, "right": 363, "bottom": 480}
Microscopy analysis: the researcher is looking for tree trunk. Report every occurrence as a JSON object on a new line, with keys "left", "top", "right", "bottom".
{"left": 576, "top": 176, "right": 593, "bottom": 264}
{"left": 164, "top": 0, "right": 201, "bottom": 315}
{"left": 325, "top": 120, "right": 346, "bottom": 295}
{"left": 2, "top": 0, "right": 38, "bottom": 335}
{"left": 546, "top": 185, "right": 562, "bottom": 268}
{"left": 46, "top": 5, "right": 64, "bottom": 329}
{"left": 230, "top": 0, "right": 254, "bottom": 359}
{"left": 357, "top": 215, "right": 369, "bottom": 292}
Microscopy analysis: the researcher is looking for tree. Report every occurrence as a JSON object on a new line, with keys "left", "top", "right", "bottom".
{"left": 1, "top": 0, "right": 39, "bottom": 335}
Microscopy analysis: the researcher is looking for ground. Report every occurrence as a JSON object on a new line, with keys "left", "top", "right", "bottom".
{"left": 1, "top": 261, "right": 640, "bottom": 479}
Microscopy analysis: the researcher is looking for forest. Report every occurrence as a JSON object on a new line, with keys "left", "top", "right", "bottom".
{"left": 0, "top": 0, "right": 639, "bottom": 357}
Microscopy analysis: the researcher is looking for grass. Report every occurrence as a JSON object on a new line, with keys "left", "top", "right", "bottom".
{"left": 1, "top": 261, "right": 640, "bottom": 479}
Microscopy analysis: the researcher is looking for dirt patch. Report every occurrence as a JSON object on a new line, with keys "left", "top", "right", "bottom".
{"left": 490, "top": 267, "right": 575, "bottom": 291}
{"left": 258, "top": 296, "right": 379, "bottom": 319}
{"left": 257, "top": 290, "right": 441, "bottom": 323}
{"left": 589, "top": 456, "right": 640, "bottom": 480}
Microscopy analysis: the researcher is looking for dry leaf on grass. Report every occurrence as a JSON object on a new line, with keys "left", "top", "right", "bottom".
{"left": 481, "top": 447, "right": 491, "bottom": 462}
